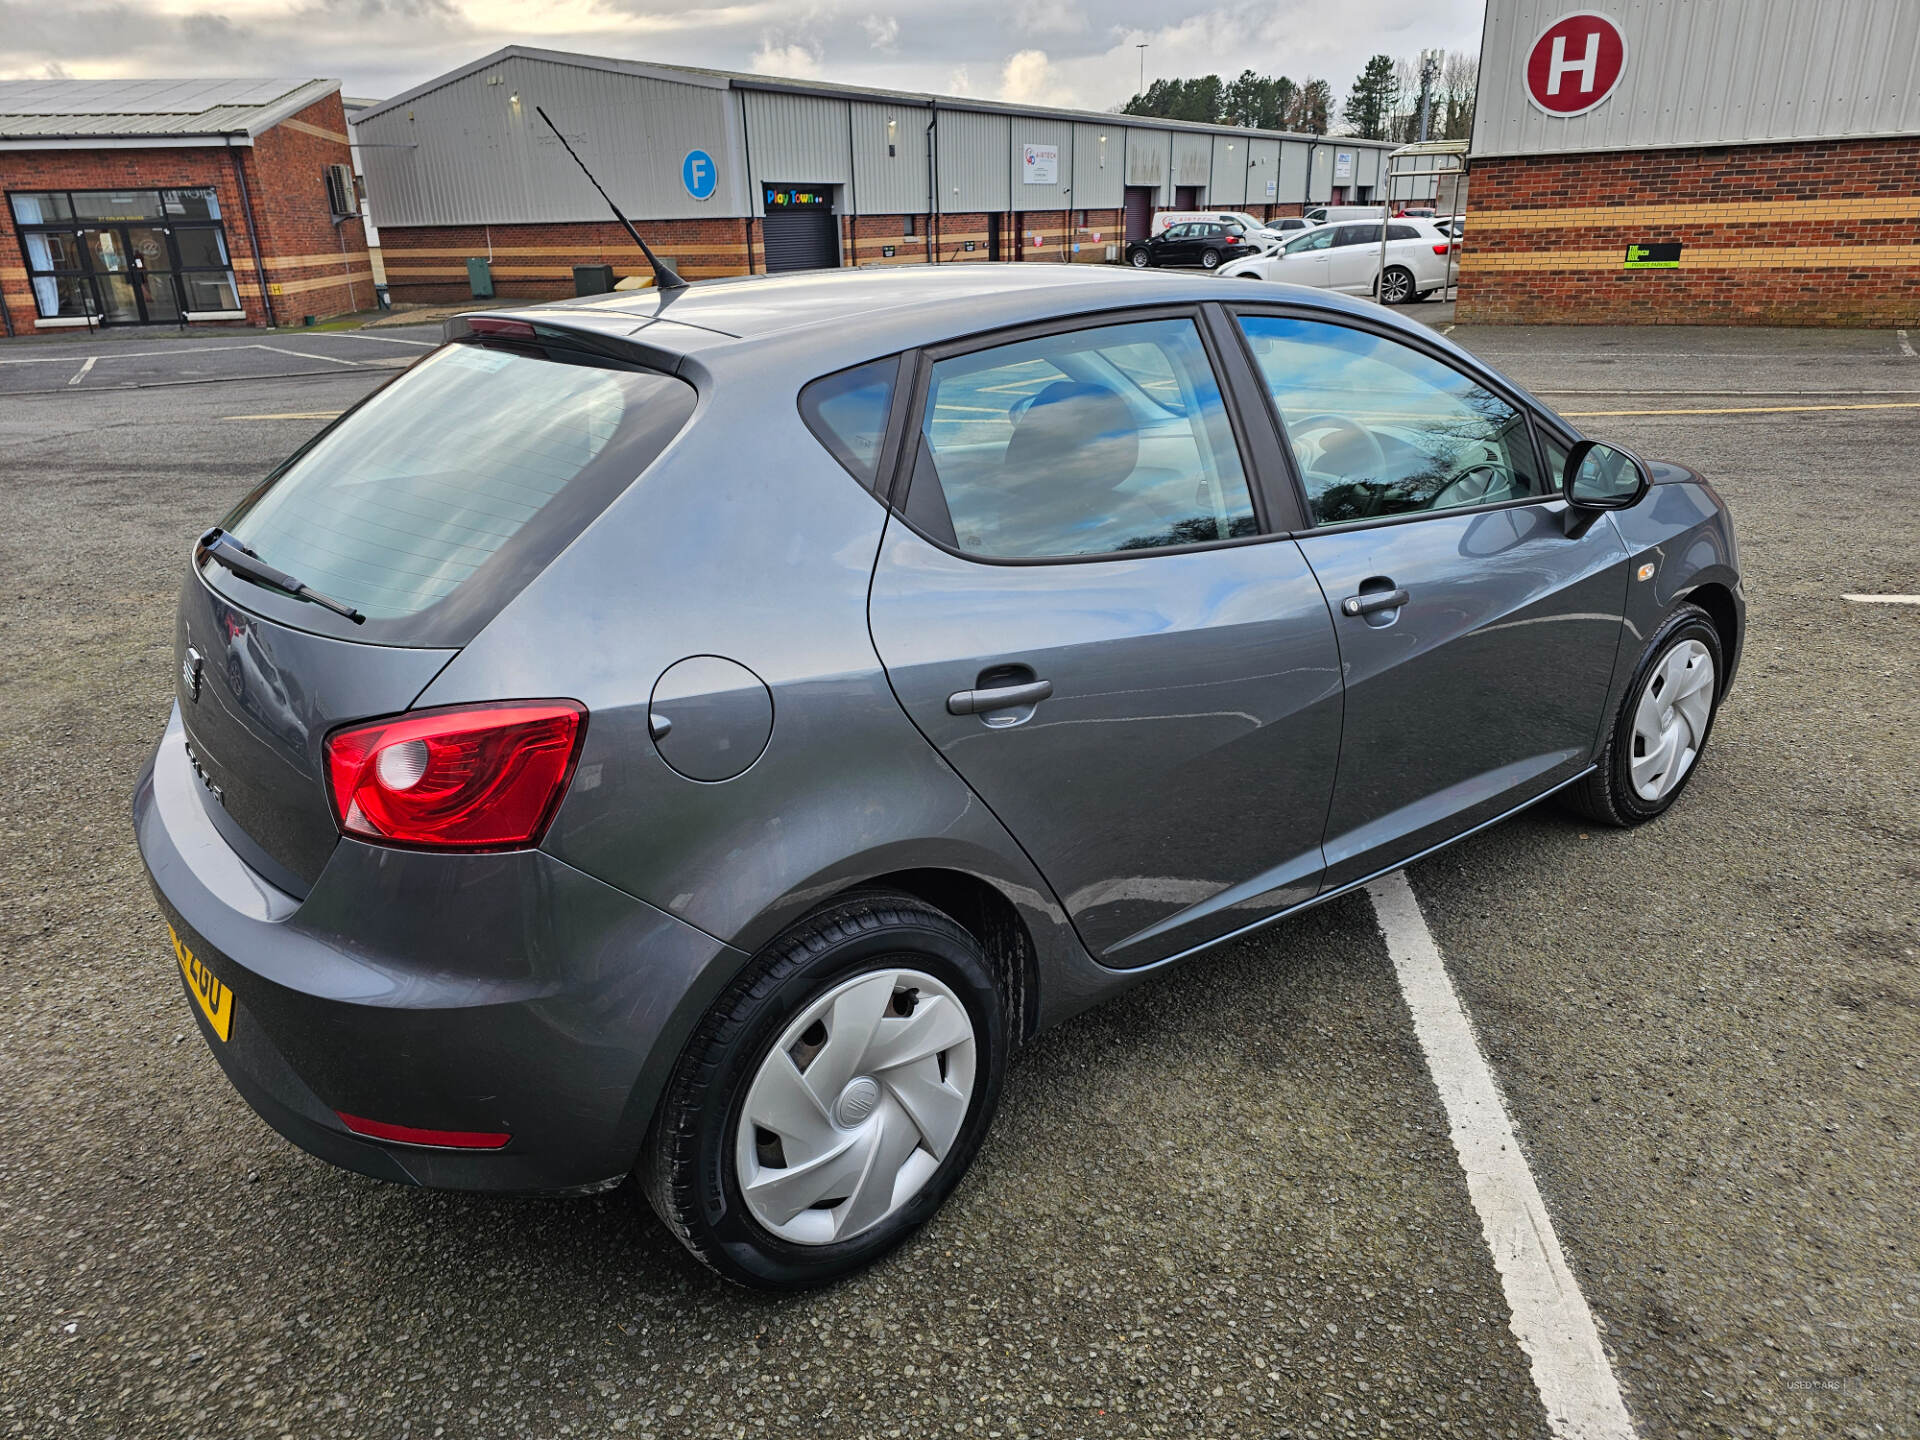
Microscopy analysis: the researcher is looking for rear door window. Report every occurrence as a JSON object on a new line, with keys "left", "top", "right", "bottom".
{"left": 213, "top": 340, "right": 695, "bottom": 645}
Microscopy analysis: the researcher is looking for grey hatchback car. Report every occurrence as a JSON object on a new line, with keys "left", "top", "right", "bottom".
{"left": 135, "top": 266, "right": 1742, "bottom": 1288}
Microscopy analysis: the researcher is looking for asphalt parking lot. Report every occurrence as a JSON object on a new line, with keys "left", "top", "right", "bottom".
{"left": 1, "top": 314, "right": 1915, "bottom": 1440}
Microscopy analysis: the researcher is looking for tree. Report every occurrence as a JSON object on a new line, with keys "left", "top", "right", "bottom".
{"left": 1293, "top": 78, "right": 1332, "bottom": 134}
{"left": 1440, "top": 50, "right": 1478, "bottom": 140}
{"left": 1342, "top": 54, "right": 1398, "bottom": 140}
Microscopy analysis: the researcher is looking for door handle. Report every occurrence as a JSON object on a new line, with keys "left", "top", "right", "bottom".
{"left": 1340, "top": 587, "right": 1410, "bottom": 617}
{"left": 947, "top": 679, "right": 1053, "bottom": 715}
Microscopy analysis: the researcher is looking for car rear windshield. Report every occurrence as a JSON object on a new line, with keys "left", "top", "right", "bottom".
{"left": 212, "top": 340, "right": 696, "bottom": 646}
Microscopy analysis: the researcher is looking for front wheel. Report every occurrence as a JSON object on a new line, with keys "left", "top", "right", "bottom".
{"left": 642, "top": 892, "right": 1007, "bottom": 1289}
{"left": 1128, "top": 247, "right": 1151, "bottom": 268}
{"left": 1564, "top": 602, "right": 1724, "bottom": 826}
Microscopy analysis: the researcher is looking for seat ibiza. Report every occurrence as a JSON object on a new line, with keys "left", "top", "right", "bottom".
{"left": 134, "top": 267, "right": 1742, "bottom": 1288}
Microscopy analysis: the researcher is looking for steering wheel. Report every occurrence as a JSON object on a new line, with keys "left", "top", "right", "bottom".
{"left": 1288, "top": 413, "right": 1388, "bottom": 479}
{"left": 1432, "top": 462, "right": 1515, "bottom": 510}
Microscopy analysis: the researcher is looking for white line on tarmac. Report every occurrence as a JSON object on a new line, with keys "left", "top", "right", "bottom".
{"left": 306, "top": 331, "right": 435, "bottom": 347}
{"left": 1842, "top": 593, "right": 1920, "bottom": 604}
{"left": 1368, "top": 871, "right": 1637, "bottom": 1440}
{"left": 0, "top": 344, "right": 240, "bottom": 366}
{"left": 219, "top": 411, "right": 344, "bottom": 422}
{"left": 1898, "top": 330, "right": 1915, "bottom": 358}
{"left": 254, "top": 344, "right": 364, "bottom": 367}
{"left": 67, "top": 357, "right": 96, "bottom": 387}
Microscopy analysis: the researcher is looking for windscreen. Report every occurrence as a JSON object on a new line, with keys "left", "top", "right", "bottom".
{"left": 214, "top": 341, "right": 695, "bottom": 645}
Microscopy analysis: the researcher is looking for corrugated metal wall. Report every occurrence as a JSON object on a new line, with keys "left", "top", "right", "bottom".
{"left": 744, "top": 91, "right": 850, "bottom": 216}
{"left": 354, "top": 48, "right": 1399, "bottom": 229}
{"left": 1071, "top": 122, "right": 1123, "bottom": 208}
{"left": 1125, "top": 127, "right": 1171, "bottom": 192}
{"left": 851, "top": 101, "right": 931, "bottom": 215}
{"left": 1475, "top": 0, "right": 1920, "bottom": 157}
{"left": 1172, "top": 131, "right": 1213, "bottom": 188}
{"left": 936, "top": 107, "right": 1011, "bottom": 213}
{"left": 1307, "top": 145, "right": 1335, "bottom": 203}
{"left": 1208, "top": 135, "right": 1247, "bottom": 204}
{"left": 1008, "top": 115, "right": 1073, "bottom": 207}
{"left": 354, "top": 53, "right": 745, "bottom": 225}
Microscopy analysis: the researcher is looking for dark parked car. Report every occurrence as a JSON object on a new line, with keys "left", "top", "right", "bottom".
{"left": 1126, "top": 220, "right": 1258, "bottom": 270}
{"left": 135, "top": 266, "right": 1743, "bottom": 1289}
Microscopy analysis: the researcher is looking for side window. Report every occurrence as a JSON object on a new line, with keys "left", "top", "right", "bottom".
{"left": 914, "top": 317, "right": 1258, "bottom": 560}
{"left": 1291, "top": 228, "right": 1336, "bottom": 253}
{"left": 1329, "top": 224, "right": 1368, "bottom": 247}
{"left": 1237, "top": 314, "right": 1546, "bottom": 526}
{"left": 1541, "top": 433, "right": 1574, "bottom": 492}
{"left": 799, "top": 357, "right": 898, "bottom": 488}
{"left": 1386, "top": 223, "right": 1419, "bottom": 241}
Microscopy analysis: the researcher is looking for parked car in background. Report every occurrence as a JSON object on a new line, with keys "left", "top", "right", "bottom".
{"left": 134, "top": 264, "right": 1743, "bottom": 1290}
{"left": 1126, "top": 220, "right": 1259, "bottom": 270}
{"left": 1220, "top": 218, "right": 1457, "bottom": 302}
{"left": 1394, "top": 206, "right": 1437, "bottom": 218}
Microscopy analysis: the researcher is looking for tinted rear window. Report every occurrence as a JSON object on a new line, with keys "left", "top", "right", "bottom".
{"left": 214, "top": 341, "right": 695, "bottom": 645}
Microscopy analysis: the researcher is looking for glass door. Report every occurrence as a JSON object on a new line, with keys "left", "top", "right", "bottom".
{"left": 127, "top": 226, "right": 183, "bottom": 323}
{"left": 81, "top": 228, "right": 141, "bottom": 324}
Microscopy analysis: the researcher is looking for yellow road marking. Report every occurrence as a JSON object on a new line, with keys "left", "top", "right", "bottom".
{"left": 1563, "top": 401, "right": 1920, "bottom": 418}
{"left": 220, "top": 411, "right": 343, "bottom": 421}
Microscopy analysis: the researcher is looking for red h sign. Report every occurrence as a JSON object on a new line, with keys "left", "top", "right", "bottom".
{"left": 1525, "top": 11, "right": 1628, "bottom": 117}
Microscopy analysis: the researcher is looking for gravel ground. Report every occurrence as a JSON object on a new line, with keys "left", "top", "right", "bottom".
{"left": 0, "top": 319, "right": 1914, "bottom": 1439}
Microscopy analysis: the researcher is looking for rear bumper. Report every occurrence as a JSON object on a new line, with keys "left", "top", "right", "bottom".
{"left": 134, "top": 706, "right": 747, "bottom": 1194}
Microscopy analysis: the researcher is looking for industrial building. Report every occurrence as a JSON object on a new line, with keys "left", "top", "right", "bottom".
{"left": 0, "top": 78, "right": 373, "bottom": 332}
{"left": 350, "top": 47, "right": 1403, "bottom": 302}
{"left": 1461, "top": 0, "right": 1920, "bottom": 325}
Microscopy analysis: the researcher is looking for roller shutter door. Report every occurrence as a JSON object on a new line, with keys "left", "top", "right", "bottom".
{"left": 762, "top": 208, "right": 839, "bottom": 272}
{"left": 1123, "top": 187, "right": 1154, "bottom": 241}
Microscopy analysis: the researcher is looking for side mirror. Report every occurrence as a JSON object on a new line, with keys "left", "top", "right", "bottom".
{"left": 1563, "top": 439, "right": 1650, "bottom": 511}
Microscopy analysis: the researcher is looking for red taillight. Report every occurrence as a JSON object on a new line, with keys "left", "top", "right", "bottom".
{"left": 325, "top": 701, "right": 585, "bottom": 850}
{"left": 1433, "top": 243, "right": 1452, "bottom": 255}
{"left": 337, "top": 1111, "right": 510, "bottom": 1149}
{"left": 467, "top": 317, "right": 536, "bottom": 338}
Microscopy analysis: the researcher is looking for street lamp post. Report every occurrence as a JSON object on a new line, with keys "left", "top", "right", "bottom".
{"left": 1136, "top": 44, "right": 1148, "bottom": 96}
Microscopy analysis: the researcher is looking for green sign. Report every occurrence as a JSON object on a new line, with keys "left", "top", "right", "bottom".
{"left": 1624, "top": 243, "right": 1682, "bottom": 269}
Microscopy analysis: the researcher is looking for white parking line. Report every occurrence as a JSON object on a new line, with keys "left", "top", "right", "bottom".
{"left": 1842, "top": 593, "right": 1920, "bottom": 604}
{"left": 67, "top": 357, "right": 96, "bottom": 387}
{"left": 1368, "top": 871, "right": 1637, "bottom": 1440}
{"left": 1898, "top": 330, "right": 1915, "bottom": 358}
{"left": 254, "top": 344, "right": 364, "bottom": 367}
{"left": 307, "top": 331, "right": 435, "bottom": 347}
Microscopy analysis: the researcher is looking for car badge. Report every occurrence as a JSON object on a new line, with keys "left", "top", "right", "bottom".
{"left": 182, "top": 646, "right": 204, "bottom": 702}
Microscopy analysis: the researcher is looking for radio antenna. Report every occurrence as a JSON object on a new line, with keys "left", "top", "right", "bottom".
{"left": 535, "top": 105, "right": 686, "bottom": 291}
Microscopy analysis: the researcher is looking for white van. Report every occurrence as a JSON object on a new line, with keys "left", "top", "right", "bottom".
{"left": 1303, "top": 205, "right": 1392, "bottom": 225}
{"left": 1151, "top": 210, "right": 1269, "bottom": 237}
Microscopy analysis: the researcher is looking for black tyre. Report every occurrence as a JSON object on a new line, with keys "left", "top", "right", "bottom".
{"left": 642, "top": 891, "right": 1007, "bottom": 1289}
{"left": 1200, "top": 249, "right": 1221, "bottom": 270}
{"left": 1128, "top": 246, "right": 1151, "bottom": 268}
{"left": 1564, "top": 602, "right": 1724, "bottom": 827}
{"left": 1378, "top": 265, "right": 1415, "bottom": 304}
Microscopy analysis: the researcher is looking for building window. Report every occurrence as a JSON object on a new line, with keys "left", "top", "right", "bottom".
{"left": 9, "top": 187, "right": 241, "bottom": 324}
{"left": 1078, "top": 209, "right": 1089, "bottom": 227}
{"left": 903, "top": 214, "right": 916, "bottom": 237}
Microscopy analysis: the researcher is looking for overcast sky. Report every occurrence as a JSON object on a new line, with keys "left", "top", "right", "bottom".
{"left": 2, "top": 0, "right": 1484, "bottom": 113}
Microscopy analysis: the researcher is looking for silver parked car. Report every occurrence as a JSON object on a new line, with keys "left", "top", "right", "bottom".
{"left": 135, "top": 266, "right": 1742, "bottom": 1288}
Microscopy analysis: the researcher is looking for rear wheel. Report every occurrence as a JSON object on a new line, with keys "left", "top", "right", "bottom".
{"left": 642, "top": 892, "right": 1007, "bottom": 1289}
{"left": 1200, "top": 249, "right": 1221, "bottom": 270}
{"left": 1565, "top": 602, "right": 1723, "bottom": 827}
{"left": 1377, "top": 266, "right": 1415, "bottom": 304}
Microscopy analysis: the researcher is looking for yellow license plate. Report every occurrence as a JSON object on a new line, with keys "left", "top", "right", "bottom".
{"left": 169, "top": 924, "right": 234, "bottom": 1042}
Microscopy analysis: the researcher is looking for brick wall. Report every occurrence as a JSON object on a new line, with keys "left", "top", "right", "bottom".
{"left": 1458, "top": 136, "right": 1920, "bottom": 326}
{"left": 0, "top": 91, "right": 371, "bottom": 333}
{"left": 247, "top": 93, "right": 373, "bottom": 323}
{"left": 380, "top": 205, "right": 1133, "bottom": 303}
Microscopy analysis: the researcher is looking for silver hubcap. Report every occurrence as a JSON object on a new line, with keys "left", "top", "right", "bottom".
{"left": 735, "top": 967, "right": 977, "bottom": 1246}
{"left": 1630, "top": 638, "right": 1715, "bottom": 801}
{"left": 1383, "top": 271, "right": 1410, "bottom": 301}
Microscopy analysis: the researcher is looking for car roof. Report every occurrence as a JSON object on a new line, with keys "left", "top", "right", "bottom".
{"left": 471, "top": 263, "right": 1451, "bottom": 381}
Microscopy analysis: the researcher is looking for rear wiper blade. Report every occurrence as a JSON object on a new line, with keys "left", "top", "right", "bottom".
{"left": 197, "top": 528, "right": 365, "bottom": 624}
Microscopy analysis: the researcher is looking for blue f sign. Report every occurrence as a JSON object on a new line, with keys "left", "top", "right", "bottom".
{"left": 682, "top": 149, "right": 717, "bottom": 201}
